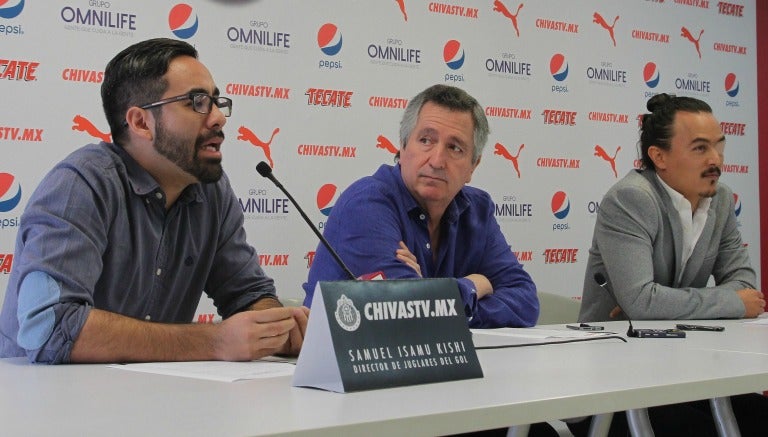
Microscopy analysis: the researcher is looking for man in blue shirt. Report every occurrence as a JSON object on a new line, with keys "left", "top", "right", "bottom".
{"left": 0, "top": 38, "right": 307, "bottom": 364}
{"left": 303, "top": 84, "right": 538, "bottom": 328}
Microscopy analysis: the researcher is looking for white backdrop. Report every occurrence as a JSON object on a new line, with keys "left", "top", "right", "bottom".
{"left": 0, "top": 0, "right": 759, "bottom": 322}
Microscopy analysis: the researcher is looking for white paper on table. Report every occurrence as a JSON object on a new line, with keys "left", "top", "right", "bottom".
{"left": 744, "top": 313, "right": 768, "bottom": 325}
{"left": 472, "top": 327, "right": 615, "bottom": 339}
{"left": 469, "top": 327, "right": 622, "bottom": 348}
{"left": 108, "top": 357, "right": 296, "bottom": 382}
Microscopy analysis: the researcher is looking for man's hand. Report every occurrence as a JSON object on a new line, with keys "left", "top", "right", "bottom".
{"left": 465, "top": 274, "right": 493, "bottom": 299}
{"left": 737, "top": 288, "right": 765, "bottom": 318}
{"left": 395, "top": 241, "right": 422, "bottom": 277}
{"left": 277, "top": 306, "right": 310, "bottom": 357}
{"left": 213, "top": 307, "right": 297, "bottom": 361}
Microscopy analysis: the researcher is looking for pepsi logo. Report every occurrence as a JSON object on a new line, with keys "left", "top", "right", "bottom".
{"left": 168, "top": 3, "right": 198, "bottom": 39}
{"left": 551, "top": 191, "right": 570, "bottom": 219}
{"left": 549, "top": 53, "right": 568, "bottom": 81}
{"left": 443, "top": 40, "right": 465, "bottom": 70}
{"left": 316, "top": 183, "right": 338, "bottom": 216}
{"left": 643, "top": 62, "right": 660, "bottom": 88}
{"left": 724, "top": 73, "right": 739, "bottom": 98}
{"left": 317, "top": 23, "right": 343, "bottom": 56}
{"left": 0, "top": 0, "right": 24, "bottom": 19}
{"left": 733, "top": 193, "right": 742, "bottom": 217}
{"left": 0, "top": 172, "right": 22, "bottom": 213}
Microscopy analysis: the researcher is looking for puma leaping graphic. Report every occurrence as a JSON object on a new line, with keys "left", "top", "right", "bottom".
{"left": 593, "top": 12, "right": 619, "bottom": 47}
{"left": 237, "top": 126, "right": 279, "bottom": 168}
{"left": 375, "top": 134, "right": 399, "bottom": 155}
{"left": 594, "top": 145, "right": 621, "bottom": 178}
{"left": 681, "top": 27, "right": 704, "bottom": 59}
{"left": 493, "top": 1, "right": 523, "bottom": 37}
{"left": 72, "top": 115, "right": 111, "bottom": 143}
{"left": 494, "top": 142, "right": 524, "bottom": 178}
{"left": 394, "top": 0, "right": 408, "bottom": 21}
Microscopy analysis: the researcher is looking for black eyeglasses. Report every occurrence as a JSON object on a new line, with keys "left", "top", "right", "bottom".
{"left": 139, "top": 92, "right": 232, "bottom": 117}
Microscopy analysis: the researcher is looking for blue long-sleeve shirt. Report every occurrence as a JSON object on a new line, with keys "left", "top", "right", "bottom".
{"left": 303, "top": 164, "right": 538, "bottom": 328}
{"left": 0, "top": 142, "right": 276, "bottom": 363}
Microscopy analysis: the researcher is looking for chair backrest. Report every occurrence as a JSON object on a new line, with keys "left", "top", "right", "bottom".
{"left": 536, "top": 292, "right": 581, "bottom": 325}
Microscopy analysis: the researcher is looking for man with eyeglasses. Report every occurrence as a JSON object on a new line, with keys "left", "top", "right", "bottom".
{"left": 0, "top": 38, "right": 308, "bottom": 364}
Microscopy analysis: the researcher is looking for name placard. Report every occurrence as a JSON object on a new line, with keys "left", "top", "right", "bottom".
{"left": 292, "top": 278, "right": 483, "bottom": 393}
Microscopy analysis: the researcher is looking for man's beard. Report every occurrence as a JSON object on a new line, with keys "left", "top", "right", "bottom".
{"left": 699, "top": 165, "right": 722, "bottom": 199}
{"left": 154, "top": 121, "right": 224, "bottom": 184}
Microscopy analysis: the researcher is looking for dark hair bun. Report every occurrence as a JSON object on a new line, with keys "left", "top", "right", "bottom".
{"left": 646, "top": 93, "right": 674, "bottom": 112}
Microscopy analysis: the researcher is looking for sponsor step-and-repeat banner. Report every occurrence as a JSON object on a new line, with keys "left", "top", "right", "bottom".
{"left": 0, "top": 0, "right": 759, "bottom": 322}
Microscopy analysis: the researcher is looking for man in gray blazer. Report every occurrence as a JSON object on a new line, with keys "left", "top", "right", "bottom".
{"left": 570, "top": 94, "right": 766, "bottom": 437}
{"left": 579, "top": 93, "right": 764, "bottom": 323}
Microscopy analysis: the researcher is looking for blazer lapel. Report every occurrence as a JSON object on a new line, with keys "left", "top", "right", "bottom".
{"left": 680, "top": 203, "right": 716, "bottom": 286}
{"left": 647, "top": 173, "right": 685, "bottom": 287}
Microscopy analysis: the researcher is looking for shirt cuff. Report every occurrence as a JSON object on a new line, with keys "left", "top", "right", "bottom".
{"left": 455, "top": 277, "right": 478, "bottom": 319}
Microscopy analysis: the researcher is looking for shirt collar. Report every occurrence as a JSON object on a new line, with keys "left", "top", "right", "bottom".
{"left": 109, "top": 142, "right": 204, "bottom": 204}
{"left": 392, "top": 163, "right": 469, "bottom": 223}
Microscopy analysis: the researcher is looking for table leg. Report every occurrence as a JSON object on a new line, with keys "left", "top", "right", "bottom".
{"left": 506, "top": 424, "right": 530, "bottom": 437}
{"left": 626, "top": 408, "right": 654, "bottom": 436}
{"left": 587, "top": 412, "right": 613, "bottom": 437}
{"left": 709, "top": 397, "right": 740, "bottom": 437}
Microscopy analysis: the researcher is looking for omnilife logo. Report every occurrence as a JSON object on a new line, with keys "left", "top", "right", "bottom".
{"left": 60, "top": 3, "right": 137, "bottom": 36}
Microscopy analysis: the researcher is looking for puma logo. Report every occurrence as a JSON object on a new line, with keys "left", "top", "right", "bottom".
{"left": 395, "top": 0, "right": 407, "bottom": 21}
{"left": 494, "top": 142, "right": 524, "bottom": 178}
{"left": 71, "top": 115, "right": 111, "bottom": 143}
{"left": 594, "top": 145, "right": 621, "bottom": 178}
{"left": 593, "top": 12, "right": 619, "bottom": 47}
{"left": 681, "top": 26, "right": 704, "bottom": 59}
{"left": 375, "top": 134, "right": 399, "bottom": 155}
{"left": 492, "top": 1, "right": 523, "bottom": 37}
{"left": 237, "top": 125, "right": 279, "bottom": 168}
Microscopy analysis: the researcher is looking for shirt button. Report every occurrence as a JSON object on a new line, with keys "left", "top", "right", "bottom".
{"left": 426, "top": 243, "right": 431, "bottom": 249}
{"left": 156, "top": 268, "right": 162, "bottom": 276}
{"left": 419, "top": 214, "right": 426, "bottom": 220}
{"left": 145, "top": 315, "right": 151, "bottom": 321}
{"left": 155, "top": 192, "right": 163, "bottom": 200}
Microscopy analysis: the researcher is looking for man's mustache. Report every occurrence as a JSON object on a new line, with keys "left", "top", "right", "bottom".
{"left": 205, "top": 130, "right": 225, "bottom": 141}
{"left": 702, "top": 166, "right": 721, "bottom": 177}
{"left": 197, "top": 130, "right": 225, "bottom": 146}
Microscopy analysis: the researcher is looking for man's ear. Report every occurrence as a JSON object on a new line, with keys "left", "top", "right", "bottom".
{"left": 124, "top": 107, "right": 154, "bottom": 141}
{"left": 466, "top": 155, "right": 481, "bottom": 183}
{"left": 647, "top": 145, "right": 666, "bottom": 170}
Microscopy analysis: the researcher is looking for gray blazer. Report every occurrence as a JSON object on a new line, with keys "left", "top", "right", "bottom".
{"left": 579, "top": 169, "right": 755, "bottom": 322}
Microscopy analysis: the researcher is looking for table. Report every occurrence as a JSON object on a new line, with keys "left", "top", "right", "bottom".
{"left": 1, "top": 320, "right": 767, "bottom": 436}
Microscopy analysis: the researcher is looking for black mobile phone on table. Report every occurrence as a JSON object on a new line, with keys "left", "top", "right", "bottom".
{"left": 675, "top": 324, "right": 725, "bottom": 332}
{"left": 566, "top": 323, "right": 604, "bottom": 331}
